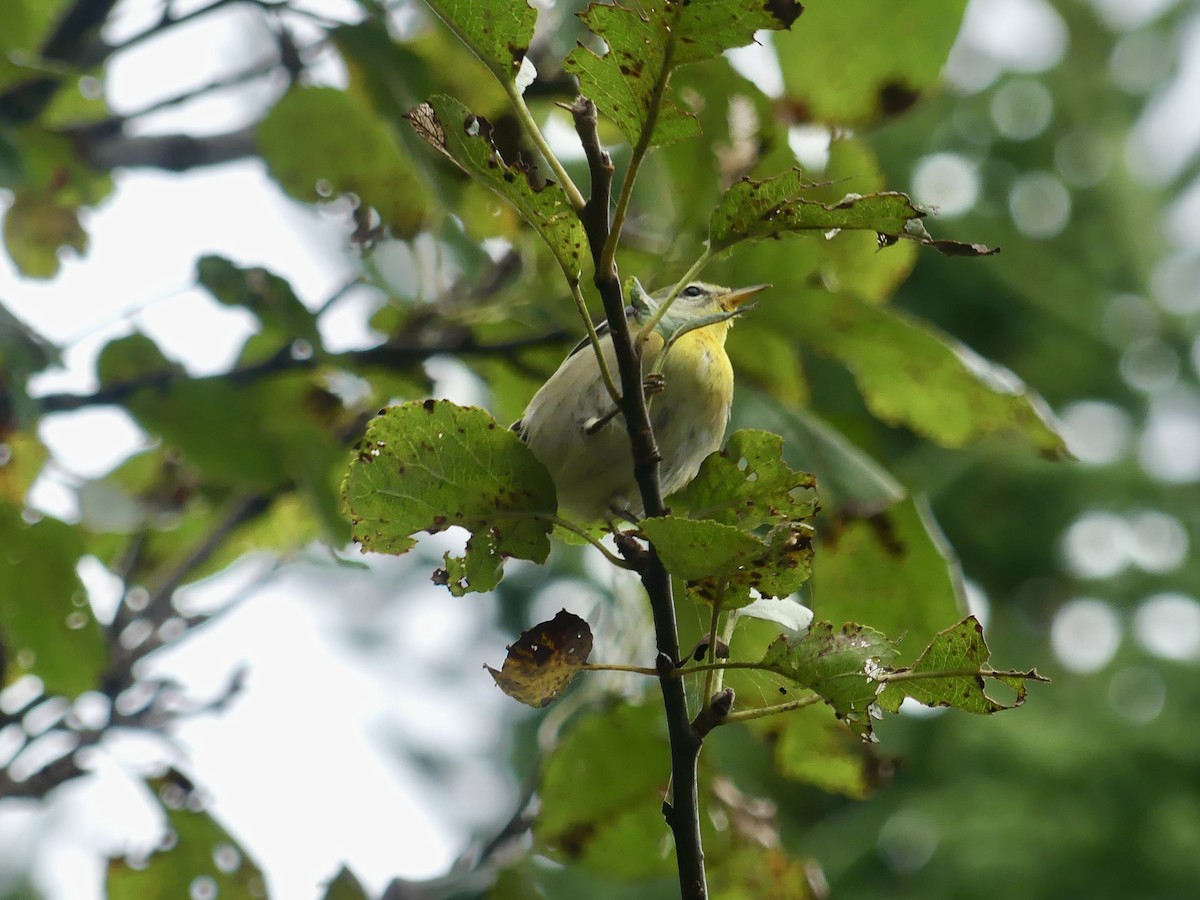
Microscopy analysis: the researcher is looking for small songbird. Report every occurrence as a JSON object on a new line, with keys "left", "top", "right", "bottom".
{"left": 513, "top": 281, "right": 768, "bottom": 523}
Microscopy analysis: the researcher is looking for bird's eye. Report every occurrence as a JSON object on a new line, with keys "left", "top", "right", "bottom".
{"left": 682, "top": 285, "right": 703, "bottom": 298}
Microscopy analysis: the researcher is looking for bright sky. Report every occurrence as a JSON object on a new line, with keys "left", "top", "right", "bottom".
{"left": 3, "top": 0, "right": 1200, "bottom": 896}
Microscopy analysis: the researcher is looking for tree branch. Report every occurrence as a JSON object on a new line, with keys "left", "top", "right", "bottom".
{"left": 69, "top": 124, "right": 261, "bottom": 172}
{"left": 571, "top": 95, "right": 707, "bottom": 900}
{"left": 37, "top": 329, "right": 569, "bottom": 414}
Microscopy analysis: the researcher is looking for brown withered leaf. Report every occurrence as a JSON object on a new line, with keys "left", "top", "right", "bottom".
{"left": 487, "top": 610, "right": 594, "bottom": 708}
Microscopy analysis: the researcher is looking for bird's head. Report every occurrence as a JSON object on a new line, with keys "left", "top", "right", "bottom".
{"left": 638, "top": 281, "right": 770, "bottom": 336}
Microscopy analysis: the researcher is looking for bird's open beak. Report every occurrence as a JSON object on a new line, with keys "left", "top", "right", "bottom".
{"left": 721, "top": 283, "right": 770, "bottom": 312}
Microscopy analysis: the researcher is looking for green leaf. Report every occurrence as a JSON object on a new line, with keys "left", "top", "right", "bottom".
{"left": 321, "top": 866, "right": 370, "bottom": 900}
{"left": 421, "top": 0, "right": 537, "bottom": 85}
{"left": 791, "top": 290, "right": 1069, "bottom": 456}
{"left": 565, "top": 0, "right": 802, "bottom": 147}
{"left": 710, "top": 171, "right": 915, "bottom": 251}
{"left": 814, "top": 498, "right": 964, "bottom": 665}
{"left": 196, "top": 255, "right": 322, "bottom": 348}
{"left": 0, "top": 505, "right": 104, "bottom": 696}
{"left": 2, "top": 190, "right": 87, "bottom": 278}
{"left": 774, "top": 0, "right": 967, "bottom": 124}
{"left": 726, "top": 325, "right": 808, "bottom": 408}
{"left": 108, "top": 772, "right": 266, "bottom": 899}
{"left": 0, "top": 432, "right": 48, "bottom": 505}
{"left": 406, "top": 95, "right": 587, "bottom": 278}
{"left": 95, "top": 332, "right": 179, "bottom": 386}
{"left": 486, "top": 610, "right": 594, "bottom": 707}
{"left": 669, "top": 429, "right": 816, "bottom": 529}
{"left": 342, "top": 400, "right": 556, "bottom": 592}
{"left": 710, "top": 168, "right": 996, "bottom": 258}
{"left": 639, "top": 516, "right": 813, "bottom": 607}
{"left": 536, "top": 701, "right": 675, "bottom": 878}
{"left": 750, "top": 703, "right": 876, "bottom": 799}
{"left": 258, "top": 86, "right": 428, "bottom": 238}
{"left": 732, "top": 394, "right": 906, "bottom": 514}
{"left": 710, "top": 845, "right": 817, "bottom": 900}
{"left": 877, "top": 616, "right": 1050, "bottom": 714}
{"left": 758, "top": 621, "right": 898, "bottom": 739}
{"left": 112, "top": 370, "right": 348, "bottom": 504}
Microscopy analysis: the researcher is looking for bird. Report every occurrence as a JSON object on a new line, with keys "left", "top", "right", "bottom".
{"left": 513, "top": 280, "right": 768, "bottom": 523}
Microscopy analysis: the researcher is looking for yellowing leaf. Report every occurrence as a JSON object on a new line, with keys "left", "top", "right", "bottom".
{"left": 2, "top": 191, "right": 87, "bottom": 278}
{"left": 487, "top": 610, "right": 594, "bottom": 707}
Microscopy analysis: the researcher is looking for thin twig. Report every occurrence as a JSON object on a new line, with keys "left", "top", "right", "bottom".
{"left": 506, "top": 82, "right": 585, "bottom": 211}
{"left": 581, "top": 662, "right": 660, "bottom": 677}
{"left": 37, "top": 329, "right": 570, "bottom": 414}
{"left": 721, "top": 694, "right": 822, "bottom": 724}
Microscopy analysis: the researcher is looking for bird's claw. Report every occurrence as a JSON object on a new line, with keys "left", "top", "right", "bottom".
{"left": 643, "top": 373, "right": 666, "bottom": 397}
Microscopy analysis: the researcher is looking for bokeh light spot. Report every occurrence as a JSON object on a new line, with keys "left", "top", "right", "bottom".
{"left": 1134, "top": 593, "right": 1200, "bottom": 661}
{"left": 1137, "top": 390, "right": 1200, "bottom": 482}
{"left": 912, "top": 153, "right": 980, "bottom": 218}
{"left": 1127, "top": 510, "right": 1188, "bottom": 573}
{"left": 1108, "top": 665, "right": 1167, "bottom": 724}
{"left": 1009, "top": 171, "right": 1071, "bottom": 238}
{"left": 1055, "top": 129, "right": 1114, "bottom": 187}
{"left": 1061, "top": 511, "right": 1132, "bottom": 579}
{"left": 1059, "top": 400, "right": 1132, "bottom": 465}
{"left": 1119, "top": 337, "right": 1180, "bottom": 394}
{"left": 877, "top": 809, "right": 939, "bottom": 875}
{"left": 1152, "top": 252, "right": 1200, "bottom": 315}
{"left": 990, "top": 78, "right": 1053, "bottom": 140}
{"left": 1050, "top": 598, "right": 1122, "bottom": 673}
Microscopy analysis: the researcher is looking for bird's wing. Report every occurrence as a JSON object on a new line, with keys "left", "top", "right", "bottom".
{"left": 565, "top": 306, "right": 638, "bottom": 359}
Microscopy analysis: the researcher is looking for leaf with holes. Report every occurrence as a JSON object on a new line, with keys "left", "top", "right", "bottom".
{"left": 758, "top": 621, "right": 897, "bottom": 740}
{"left": 639, "top": 516, "right": 814, "bottom": 608}
{"left": 422, "top": 0, "right": 537, "bottom": 86}
{"left": 342, "top": 400, "right": 556, "bottom": 593}
{"left": 815, "top": 498, "right": 965, "bottom": 665}
{"left": 774, "top": 0, "right": 967, "bottom": 124}
{"left": 669, "top": 429, "right": 816, "bottom": 529}
{"left": 877, "top": 616, "right": 1049, "bottom": 714}
{"left": 565, "top": 0, "right": 803, "bottom": 147}
{"left": 407, "top": 95, "right": 587, "bottom": 278}
{"left": 488, "top": 610, "right": 594, "bottom": 708}
{"left": 710, "top": 169, "right": 996, "bottom": 257}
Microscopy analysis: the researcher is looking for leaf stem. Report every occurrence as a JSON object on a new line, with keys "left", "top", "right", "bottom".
{"left": 636, "top": 247, "right": 713, "bottom": 348}
{"left": 539, "top": 514, "right": 634, "bottom": 570}
{"left": 567, "top": 279, "right": 621, "bottom": 405}
{"left": 598, "top": 22, "right": 680, "bottom": 275}
{"left": 721, "top": 694, "right": 823, "bottom": 724}
{"left": 701, "top": 586, "right": 725, "bottom": 705}
{"left": 581, "top": 662, "right": 660, "bottom": 677}
{"left": 505, "top": 81, "right": 586, "bottom": 212}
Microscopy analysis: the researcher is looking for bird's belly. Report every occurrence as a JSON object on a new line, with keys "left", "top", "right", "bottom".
{"left": 653, "top": 338, "right": 733, "bottom": 497}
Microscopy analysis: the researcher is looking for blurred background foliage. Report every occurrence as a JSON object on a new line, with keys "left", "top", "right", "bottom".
{"left": 3, "top": 0, "right": 1200, "bottom": 897}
